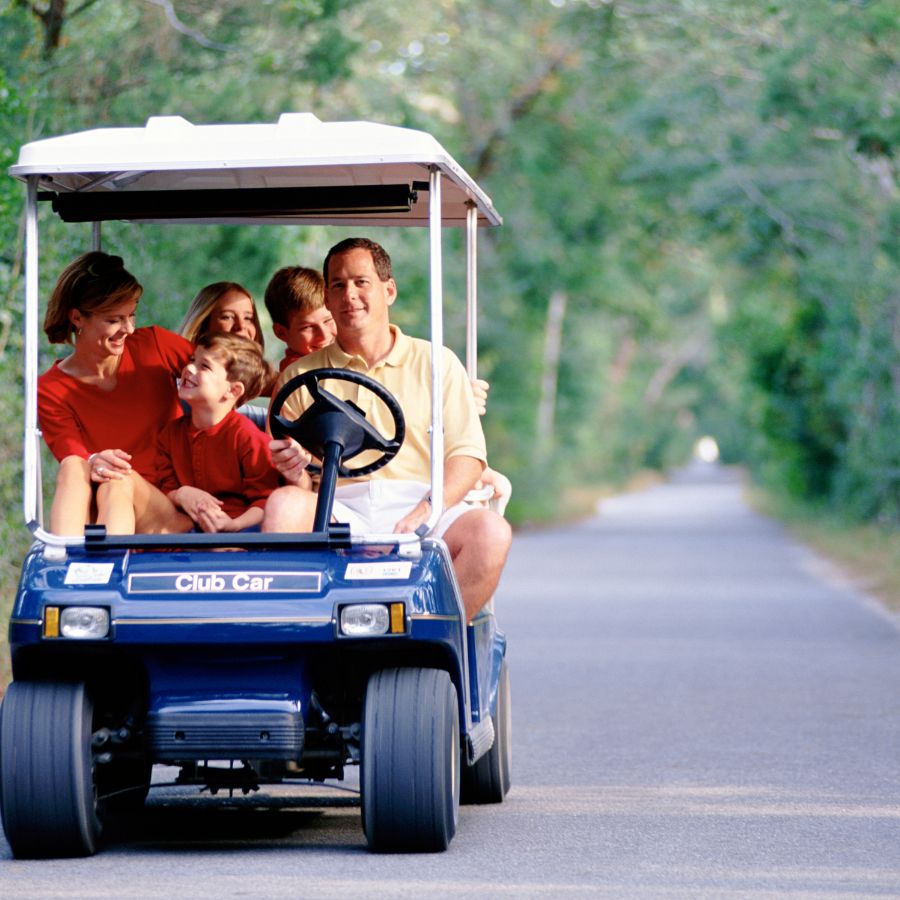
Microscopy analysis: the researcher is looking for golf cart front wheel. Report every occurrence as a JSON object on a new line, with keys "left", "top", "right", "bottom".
{"left": 361, "top": 667, "right": 460, "bottom": 852}
{"left": 0, "top": 681, "right": 102, "bottom": 858}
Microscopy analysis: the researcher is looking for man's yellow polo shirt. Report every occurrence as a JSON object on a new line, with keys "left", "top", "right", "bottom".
{"left": 274, "top": 325, "right": 487, "bottom": 484}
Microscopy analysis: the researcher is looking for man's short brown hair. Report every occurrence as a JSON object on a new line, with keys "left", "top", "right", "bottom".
{"left": 323, "top": 238, "right": 392, "bottom": 285}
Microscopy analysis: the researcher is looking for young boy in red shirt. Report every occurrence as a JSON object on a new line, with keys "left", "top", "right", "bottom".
{"left": 155, "top": 332, "right": 278, "bottom": 532}
{"left": 263, "top": 266, "right": 336, "bottom": 373}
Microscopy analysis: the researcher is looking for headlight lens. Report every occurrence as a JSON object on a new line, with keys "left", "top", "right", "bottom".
{"left": 60, "top": 606, "right": 110, "bottom": 639}
{"left": 340, "top": 604, "right": 390, "bottom": 636}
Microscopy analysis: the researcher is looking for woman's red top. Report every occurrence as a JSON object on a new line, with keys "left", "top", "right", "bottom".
{"left": 38, "top": 326, "right": 192, "bottom": 479}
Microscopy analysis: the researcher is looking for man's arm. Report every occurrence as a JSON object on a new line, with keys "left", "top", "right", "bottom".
{"left": 393, "top": 455, "right": 484, "bottom": 534}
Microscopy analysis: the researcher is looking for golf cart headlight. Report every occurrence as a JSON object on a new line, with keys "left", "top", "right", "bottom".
{"left": 340, "top": 604, "right": 390, "bottom": 636}
{"left": 60, "top": 607, "right": 110, "bottom": 639}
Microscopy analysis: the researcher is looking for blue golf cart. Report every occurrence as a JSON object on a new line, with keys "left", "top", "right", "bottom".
{"left": 0, "top": 114, "right": 511, "bottom": 856}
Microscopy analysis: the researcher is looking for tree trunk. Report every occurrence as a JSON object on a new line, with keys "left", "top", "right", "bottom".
{"left": 536, "top": 290, "right": 567, "bottom": 461}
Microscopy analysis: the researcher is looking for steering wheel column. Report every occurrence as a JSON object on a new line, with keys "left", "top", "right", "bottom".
{"left": 315, "top": 436, "right": 351, "bottom": 533}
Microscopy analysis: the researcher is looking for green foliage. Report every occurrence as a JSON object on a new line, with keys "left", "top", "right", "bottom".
{"left": 0, "top": 40, "right": 29, "bottom": 683}
{"left": 597, "top": 0, "right": 899, "bottom": 525}
{"left": 0, "top": 0, "right": 895, "bottom": 555}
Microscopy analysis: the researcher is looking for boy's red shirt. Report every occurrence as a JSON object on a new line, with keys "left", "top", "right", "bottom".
{"left": 154, "top": 409, "right": 278, "bottom": 517}
{"left": 278, "top": 348, "right": 303, "bottom": 372}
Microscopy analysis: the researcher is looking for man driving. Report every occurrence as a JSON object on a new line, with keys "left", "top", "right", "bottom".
{"left": 263, "top": 237, "right": 511, "bottom": 620}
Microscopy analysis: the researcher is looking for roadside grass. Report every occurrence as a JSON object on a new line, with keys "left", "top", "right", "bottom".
{"left": 748, "top": 487, "right": 900, "bottom": 610}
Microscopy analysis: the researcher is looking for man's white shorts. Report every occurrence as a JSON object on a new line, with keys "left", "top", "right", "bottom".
{"left": 332, "top": 480, "right": 473, "bottom": 537}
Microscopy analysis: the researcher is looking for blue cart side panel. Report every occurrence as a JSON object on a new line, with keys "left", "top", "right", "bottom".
{"left": 466, "top": 613, "right": 507, "bottom": 724}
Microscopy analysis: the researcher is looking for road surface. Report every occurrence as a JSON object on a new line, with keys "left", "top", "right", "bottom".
{"left": 4, "top": 462, "right": 900, "bottom": 897}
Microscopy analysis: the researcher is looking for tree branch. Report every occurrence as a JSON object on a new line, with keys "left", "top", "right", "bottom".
{"left": 472, "top": 47, "right": 578, "bottom": 179}
{"left": 142, "top": 0, "right": 230, "bottom": 52}
{"left": 713, "top": 149, "right": 808, "bottom": 254}
{"left": 18, "top": 0, "right": 67, "bottom": 58}
{"left": 471, "top": 3, "right": 617, "bottom": 179}
{"left": 70, "top": 0, "right": 102, "bottom": 20}
{"left": 644, "top": 333, "right": 709, "bottom": 406}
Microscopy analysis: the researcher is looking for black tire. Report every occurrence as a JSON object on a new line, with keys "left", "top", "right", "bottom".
{"left": 461, "top": 658, "right": 511, "bottom": 804}
{"left": 362, "top": 667, "right": 460, "bottom": 852}
{"left": 0, "top": 681, "right": 102, "bottom": 858}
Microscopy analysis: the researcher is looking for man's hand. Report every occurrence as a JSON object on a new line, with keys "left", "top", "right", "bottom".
{"left": 394, "top": 498, "right": 432, "bottom": 534}
{"left": 269, "top": 437, "right": 314, "bottom": 486}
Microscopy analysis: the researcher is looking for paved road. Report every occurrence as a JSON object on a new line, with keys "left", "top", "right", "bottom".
{"left": 4, "top": 462, "right": 900, "bottom": 897}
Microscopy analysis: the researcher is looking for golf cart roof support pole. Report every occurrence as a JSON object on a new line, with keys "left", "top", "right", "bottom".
{"left": 23, "top": 176, "right": 40, "bottom": 529}
{"left": 465, "top": 202, "right": 478, "bottom": 379}
{"left": 91, "top": 221, "right": 101, "bottom": 251}
{"left": 427, "top": 165, "right": 444, "bottom": 526}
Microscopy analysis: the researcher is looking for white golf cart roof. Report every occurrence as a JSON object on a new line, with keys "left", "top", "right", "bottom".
{"left": 11, "top": 113, "right": 501, "bottom": 228}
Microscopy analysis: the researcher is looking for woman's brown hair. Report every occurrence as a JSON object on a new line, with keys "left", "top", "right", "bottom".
{"left": 43, "top": 251, "right": 142, "bottom": 345}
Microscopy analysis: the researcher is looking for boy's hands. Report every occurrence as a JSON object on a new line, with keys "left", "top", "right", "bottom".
{"left": 170, "top": 485, "right": 228, "bottom": 532}
{"left": 169, "top": 485, "right": 257, "bottom": 533}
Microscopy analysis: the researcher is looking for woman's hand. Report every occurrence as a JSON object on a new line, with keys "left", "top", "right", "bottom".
{"left": 89, "top": 449, "right": 132, "bottom": 482}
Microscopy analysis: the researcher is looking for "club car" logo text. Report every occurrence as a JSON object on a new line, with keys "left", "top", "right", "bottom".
{"left": 127, "top": 571, "right": 322, "bottom": 594}
{"left": 175, "top": 573, "right": 274, "bottom": 592}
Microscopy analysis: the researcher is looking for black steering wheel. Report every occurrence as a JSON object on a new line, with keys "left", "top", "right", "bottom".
{"left": 268, "top": 367, "right": 405, "bottom": 478}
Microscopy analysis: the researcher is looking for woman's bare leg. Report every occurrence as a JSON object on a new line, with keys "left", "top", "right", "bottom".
{"left": 96, "top": 475, "right": 137, "bottom": 534}
{"left": 49, "top": 456, "right": 93, "bottom": 536}
{"left": 130, "top": 472, "right": 193, "bottom": 534}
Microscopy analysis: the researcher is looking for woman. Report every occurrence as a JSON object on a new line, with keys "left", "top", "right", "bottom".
{"left": 38, "top": 251, "right": 194, "bottom": 535}
{"left": 179, "top": 281, "right": 264, "bottom": 350}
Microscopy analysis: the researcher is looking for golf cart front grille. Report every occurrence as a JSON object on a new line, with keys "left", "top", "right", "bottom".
{"left": 148, "top": 702, "right": 304, "bottom": 761}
